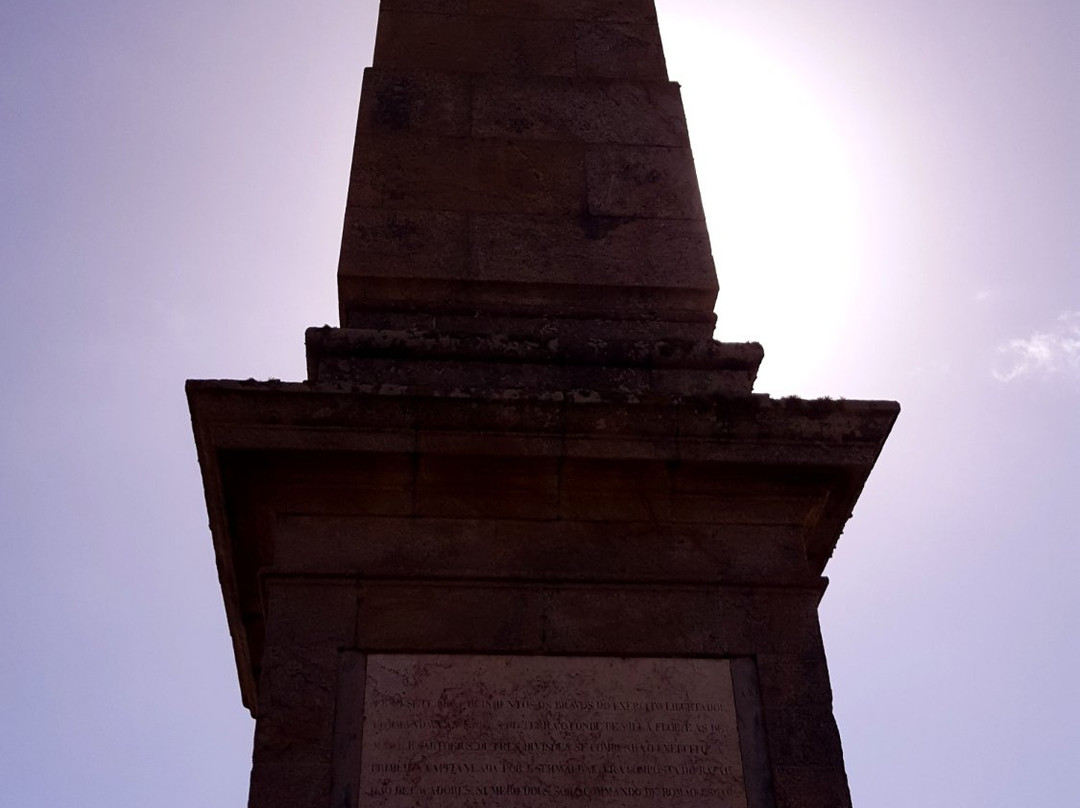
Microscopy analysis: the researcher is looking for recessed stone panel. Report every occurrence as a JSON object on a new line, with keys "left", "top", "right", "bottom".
{"left": 358, "top": 654, "right": 747, "bottom": 807}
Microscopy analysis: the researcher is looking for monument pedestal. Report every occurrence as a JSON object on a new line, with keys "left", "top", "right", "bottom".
{"left": 188, "top": 379, "right": 896, "bottom": 808}
{"left": 188, "top": 1, "right": 897, "bottom": 805}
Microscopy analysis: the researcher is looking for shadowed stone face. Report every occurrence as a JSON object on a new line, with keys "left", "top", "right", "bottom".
{"left": 339, "top": 0, "right": 717, "bottom": 339}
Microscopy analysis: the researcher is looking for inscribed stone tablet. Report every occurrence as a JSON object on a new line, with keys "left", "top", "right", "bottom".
{"left": 360, "top": 655, "right": 747, "bottom": 807}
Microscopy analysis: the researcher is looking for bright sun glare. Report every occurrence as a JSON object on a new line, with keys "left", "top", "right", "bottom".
{"left": 663, "top": 18, "right": 863, "bottom": 394}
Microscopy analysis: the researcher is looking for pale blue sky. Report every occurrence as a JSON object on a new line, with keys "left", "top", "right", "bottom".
{"left": 1, "top": 1, "right": 1077, "bottom": 805}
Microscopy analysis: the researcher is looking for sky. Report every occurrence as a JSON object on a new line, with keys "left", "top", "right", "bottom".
{"left": 1, "top": 1, "right": 1076, "bottom": 805}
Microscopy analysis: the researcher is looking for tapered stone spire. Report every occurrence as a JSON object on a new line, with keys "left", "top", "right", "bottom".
{"left": 337, "top": 0, "right": 716, "bottom": 342}
{"left": 188, "top": 4, "right": 898, "bottom": 807}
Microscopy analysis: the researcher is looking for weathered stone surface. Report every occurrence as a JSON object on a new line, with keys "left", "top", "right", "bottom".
{"left": 373, "top": 1, "right": 661, "bottom": 24}
{"left": 575, "top": 22, "right": 667, "bottom": 80}
{"left": 764, "top": 706, "right": 846, "bottom": 767}
{"left": 273, "top": 515, "right": 811, "bottom": 583}
{"left": 338, "top": 207, "right": 468, "bottom": 280}
{"left": 248, "top": 753, "right": 333, "bottom": 808}
{"left": 467, "top": 0, "right": 658, "bottom": 23}
{"left": 358, "top": 655, "right": 746, "bottom": 808}
{"left": 587, "top": 145, "right": 705, "bottom": 218}
{"left": 308, "top": 327, "right": 760, "bottom": 370}
{"left": 357, "top": 69, "right": 470, "bottom": 136}
{"left": 755, "top": 652, "right": 835, "bottom": 708}
{"left": 347, "top": 135, "right": 585, "bottom": 214}
{"left": 472, "top": 77, "right": 689, "bottom": 145}
{"left": 374, "top": 11, "right": 576, "bottom": 77}
{"left": 381, "top": 0, "right": 467, "bottom": 13}
{"left": 340, "top": 310, "right": 718, "bottom": 341}
{"left": 416, "top": 454, "right": 560, "bottom": 519}
{"left": 340, "top": 208, "right": 717, "bottom": 299}
{"left": 355, "top": 583, "right": 545, "bottom": 651}
{"left": 270, "top": 454, "right": 416, "bottom": 518}
{"left": 309, "top": 355, "right": 758, "bottom": 399}
{"left": 771, "top": 766, "right": 853, "bottom": 808}
{"left": 556, "top": 457, "right": 671, "bottom": 521}
{"left": 248, "top": 582, "right": 359, "bottom": 808}
{"left": 469, "top": 213, "right": 715, "bottom": 296}
{"left": 540, "top": 587, "right": 723, "bottom": 655}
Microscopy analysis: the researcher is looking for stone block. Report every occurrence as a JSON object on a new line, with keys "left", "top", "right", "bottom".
{"left": 467, "top": 0, "right": 658, "bottom": 23}
{"left": 756, "top": 652, "right": 834, "bottom": 708}
{"left": 717, "top": 525, "right": 809, "bottom": 579}
{"left": 416, "top": 454, "right": 559, "bottom": 518}
{"left": 557, "top": 458, "right": 671, "bottom": 521}
{"left": 347, "top": 135, "right": 585, "bottom": 215}
{"left": 416, "top": 397, "right": 564, "bottom": 436}
{"left": 472, "top": 77, "right": 689, "bottom": 146}
{"left": 764, "top": 706, "right": 846, "bottom": 767}
{"left": 668, "top": 464, "right": 827, "bottom": 526}
{"left": 277, "top": 515, "right": 812, "bottom": 584}
{"left": 258, "top": 649, "right": 340, "bottom": 742}
{"left": 357, "top": 68, "right": 470, "bottom": 136}
{"left": 715, "top": 588, "right": 770, "bottom": 655}
{"left": 587, "top": 145, "right": 705, "bottom": 218}
{"left": 575, "top": 22, "right": 667, "bottom": 80}
{"left": 273, "top": 453, "right": 415, "bottom": 518}
{"left": 262, "top": 579, "right": 359, "bottom": 650}
{"left": 763, "top": 591, "right": 826, "bottom": 654}
{"left": 562, "top": 434, "right": 682, "bottom": 462}
{"left": 406, "top": 311, "right": 716, "bottom": 342}
{"left": 669, "top": 491, "right": 819, "bottom": 525}
{"left": 248, "top": 752, "right": 332, "bottom": 808}
{"left": 542, "top": 586, "right": 722, "bottom": 655}
{"left": 382, "top": 0, "right": 467, "bottom": 12}
{"left": 563, "top": 401, "right": 680, "bottom": 443}
{"left": 355, "top": 583, "right": 544, "bottom": 650}
{"left": 417, "top": 430, "right": 565, "bottom": 458}
{"left": 468, "top": 213, "right": 715, "bottom": 295}
{"left": 374, "top": 11, "right": 576, "bottom": 77}
{"left": 255, "top": 582, "right": 358, "bottom": 754}
{"left": 338, "top": 207, "right": 468, "bottom": 280}
{"left": 771, "top": 766, "right": 852, "bottom": 808}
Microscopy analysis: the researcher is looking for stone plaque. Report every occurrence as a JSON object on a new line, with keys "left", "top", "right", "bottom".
{"left": 359, "top": 655, "right": 747, "bottom": 807}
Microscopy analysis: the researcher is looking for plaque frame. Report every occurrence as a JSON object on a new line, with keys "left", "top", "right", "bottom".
{"left": 330, "top": 652, "right": 774, "bottom": 808}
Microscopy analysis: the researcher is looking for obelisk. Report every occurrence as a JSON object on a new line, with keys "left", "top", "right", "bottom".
{"left": 188, "top": 3, "right": 898, "bottom": 807}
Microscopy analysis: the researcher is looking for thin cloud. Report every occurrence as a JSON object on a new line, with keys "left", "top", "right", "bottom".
{"left": 993, "top": 311, "right": 1080, "bottom": 381}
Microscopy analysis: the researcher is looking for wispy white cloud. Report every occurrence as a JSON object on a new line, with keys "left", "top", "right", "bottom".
{"left": 993, "top": 311, "right": 1080, "bottom": 381}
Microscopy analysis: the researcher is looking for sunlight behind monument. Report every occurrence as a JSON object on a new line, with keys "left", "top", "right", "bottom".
{"left": 667, "top": 19, "right": 863, "bottom": 393}
{"left": 188, "top": 3, "right": 897, "bottom": 806}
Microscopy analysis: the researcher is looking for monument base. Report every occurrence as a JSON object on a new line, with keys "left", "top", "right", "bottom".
{"left": 188, "top": 379, "right": 896, "bottom": 808}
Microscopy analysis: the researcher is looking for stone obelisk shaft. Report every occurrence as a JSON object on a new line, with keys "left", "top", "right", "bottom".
{"left": 338, "top": 0, "right": 717, "bottom": 343}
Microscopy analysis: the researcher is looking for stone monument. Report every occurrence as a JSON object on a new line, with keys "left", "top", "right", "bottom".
{"left": 188, "top": 2, "right": 898, "bottom": 807}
